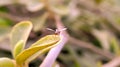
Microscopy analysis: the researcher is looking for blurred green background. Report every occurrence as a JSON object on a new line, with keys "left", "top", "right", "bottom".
{"left": 0, "top": 0, "right": 120, "bottom": 67}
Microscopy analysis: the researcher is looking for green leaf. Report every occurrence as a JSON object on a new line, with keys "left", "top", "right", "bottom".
{"left": 15, "top": 35, "right": 60, "bottom": 66}
{"left": 0, "top": 58, "right": 15, "bottom": 67}
{"left": 31, "top": 35, "right": 60, "bottom": 47}
{"left": 10, "top": 21, "right": 33, "bottom": 58}
{"left": 13, "top": 40, "right": 24, "bottom": 58}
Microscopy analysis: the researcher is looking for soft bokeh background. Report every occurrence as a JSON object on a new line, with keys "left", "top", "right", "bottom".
{"left": 1, "top": 0, "right": 120, "bottom": 67}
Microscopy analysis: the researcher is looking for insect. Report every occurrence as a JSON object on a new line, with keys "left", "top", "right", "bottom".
{"left": 46, "top": 28, "right": 67, "bottom": 35}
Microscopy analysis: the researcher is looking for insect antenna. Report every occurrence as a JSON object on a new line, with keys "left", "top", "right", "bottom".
{"left": 46, "top": 28, "right": 55, "bottom": 32}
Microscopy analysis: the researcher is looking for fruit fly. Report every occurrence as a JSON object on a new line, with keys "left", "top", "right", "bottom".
{"left": 46, "top": 28, "right": 67, "bottom": 35}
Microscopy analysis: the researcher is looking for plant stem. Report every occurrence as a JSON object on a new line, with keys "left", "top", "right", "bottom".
{"left": 39, "top": 15, "right": 69, "bottom": 67}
